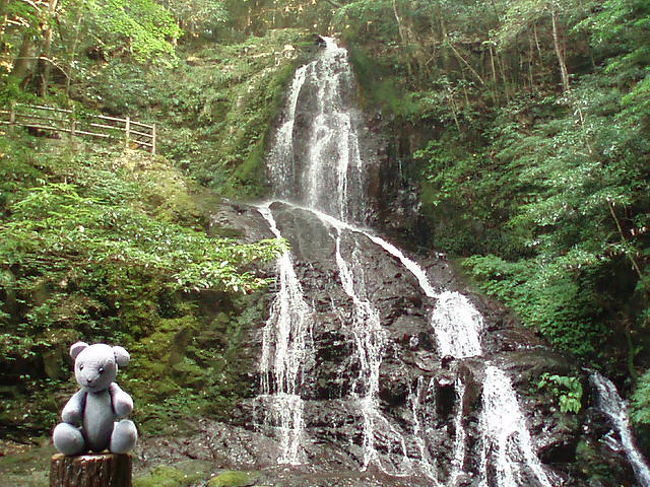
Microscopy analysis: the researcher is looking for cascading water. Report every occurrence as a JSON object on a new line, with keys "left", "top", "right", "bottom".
{"left": 479, "top": 366, "right": 553, "bottom": 487}
{"left": 410, "top": 377, "right": 440, "bottom": 481}
{"left": 302, "top": 206, "right": 422, "bottom": 477}
{"left": 266, "top": 66, "right": 309, "bottom": 201}
{"left": 250, "top": 34, "right": 646, "bottom": 487}
{"left": 267, "top": 36, "right": 366, "bottom": 222}
{"left": 362, "top": 210, "right": 551, "bottom": 486}
{"left": 331, "top": 223, "right": 387, "bottom": 469}
{"left": 449, "top": 379, "right": 467, "bottom": 487}
{"left": 430, "top": 291, "right": 483, "bottom": 359}
{"left": 256, "top": 205, "right": 314, "bottom": 464}
{"left": 590, "top": 372, "right": 650, "bottom": 487}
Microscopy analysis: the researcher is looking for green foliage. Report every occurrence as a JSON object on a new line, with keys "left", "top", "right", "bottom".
{"left": 399, "top": 0, "right": 650, "bottom": 368}
{"left": 334, "top": 1, "right": 399, "bottom": 41}
{"left": 0, "top": 0, "right": 182, "bottom": 97}
{"left": 1, "top": 181, "right": 278, "bottom": 295}
{"left": 464, "top": 254, "right": 610, "bottom": 358}
{"left": 0, "top": 136, "right": 279, "bottom": 435}
{"left": 575, "top": 439, "right": 621, "bottom": 481}
{"left": 83, "top": 0, "right": 182, "bottom": 62}
{"left": 76, "top": 29, "right": 310, "bottom": 195}
{"left": 582, "top": 0, "right": 650, "bottom": 75}
{"left": 631, "top": 369, "right": 650, "bottom": 425}
{"left": 162, "top": 0, "right": 228, "bottom": 38}
{"left": 536, "top": 372, "right": 584, "bottom": 413}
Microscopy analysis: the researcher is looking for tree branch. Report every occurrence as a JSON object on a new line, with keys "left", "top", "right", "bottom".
{"left": 321, "top": 0, "right": 342, "bottom": 8}
{"left": 446, "top": 40, "right": 485, "bottom": 85}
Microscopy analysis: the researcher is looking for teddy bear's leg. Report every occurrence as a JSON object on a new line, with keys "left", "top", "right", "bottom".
{"left": 109, "top": 419, "right": 137, "bottom": 453}
{"left": 53, "top": 423, "right": 86, "bottom": 455}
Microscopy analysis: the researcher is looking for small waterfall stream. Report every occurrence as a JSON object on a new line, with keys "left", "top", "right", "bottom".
{"left": 591, "top": 373, "right": 650, "bottom": 486}
{"left": 331, "top": 224, "right": 387, "bottom": 470}
{"left": 267, "top": 36, "right": 366, "bottom": 222}
{"left": 256, "top": 205, "right": 314, "bottom": 464}
{"left": 430, "top": 291, "right": 483, "bottom": 359}
{"left": 251, "top": 35, "right": 650, "bottom": 487}
{"left": 479, "top": 366, "right": 553, "bottom": 487}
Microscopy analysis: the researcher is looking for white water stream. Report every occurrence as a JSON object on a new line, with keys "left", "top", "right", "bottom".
{"left": 268, "top": 36, "right": 366, "bottom": 222}
{"left": 479, "top": 366, "right": 553, "bottom": 487}
{"left": 267, "top": 65, "right": 309, "bottom": 200}
{"left": 591, "top": 372, "right": 650, "bottom": 487}
{"left": 256, "top": 205, "right": 314, "bottom": 464}
{"left": 331, "top": 223, "right": 388, "bottom": 469}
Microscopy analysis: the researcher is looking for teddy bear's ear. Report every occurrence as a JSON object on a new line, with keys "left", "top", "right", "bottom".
{"left": 70, "top": 341, "right": 89, "bottom": 359}
{"left": 113, "top": 346, "right": 130, "bottom": 367}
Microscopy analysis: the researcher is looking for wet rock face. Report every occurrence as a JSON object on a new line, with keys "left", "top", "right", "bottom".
{"left": 205, "top": 42, "right": 642, "bottom": 487}
{"left": 201, "top": 201, "right": 642, "bottom": 487}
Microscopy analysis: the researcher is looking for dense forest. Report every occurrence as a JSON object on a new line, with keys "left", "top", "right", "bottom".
{"left": 1, "top": 0, "right": 649, "bottom": 483}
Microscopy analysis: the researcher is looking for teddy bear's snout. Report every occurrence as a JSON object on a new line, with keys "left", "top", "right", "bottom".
{"left": 78, "top": 370, "right": 102, "bottom": 388}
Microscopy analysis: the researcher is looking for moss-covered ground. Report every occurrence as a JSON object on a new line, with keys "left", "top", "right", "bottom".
{"left": 0, "top": 132, "right": 273, "bottom": 437}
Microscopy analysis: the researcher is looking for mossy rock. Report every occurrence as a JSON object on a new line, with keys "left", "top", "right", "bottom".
{"left": 208, "top": 470, "right": 259, "bottom": 487}
{"left": 133, "top": 464, "right": 205, "bottom": 487}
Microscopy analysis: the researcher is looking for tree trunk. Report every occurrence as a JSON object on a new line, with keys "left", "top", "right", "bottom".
{"left": 624, "top": 320, "right": 638, "bottom": 386}
{"left": 438, "top": 16, "right": 449, "bottom": 71}
{"left": 551, "top": 10, "right": 570, "bottom": 91}
{"left": 392, "top": 0, "right": 413, "bottom": 77}
{"left": 65, "top": 9, "right": 84, "bottom": 97}
{"left": 10, "top": 33, "right": 38, "bottom": 86}
{"left": 496, "top": 50, "right": 510, "bottom": 101}
{"left": 489, "top": 44, "right": 497, "bottom": 85}
{"left": 39, "top": 0, "right": 59, "bottom": 96}
{"left": 528, "top": 32, "right": 535, "bottom": 90}
{"left": 447, "top": 40, "right": 484, "bottom": 85}
{"left": 50, "top": 453, "right": 132, "bottom": 487}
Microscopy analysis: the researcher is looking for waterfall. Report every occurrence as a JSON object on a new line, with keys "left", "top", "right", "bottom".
{"left": 255, "top": 35, "right": 595, "bottom": 486}
{"left": 311, "top": 210, "right": 420, "bottom": 477}
{"left": 266, "top": 65, "right": 309, "bottom": 200}
{"left": 361, "top": 214, "right": 551, "bottom": 485}
{"left": 362, "top": 233, "right": 437, "bottom": 297}
{"left": 331, "top": 223, "right": 387, "bottom": 469}
{"left": 410, "top": 377, "right": 440, "bottom": 482}
{"left": 479, "top": 366, "right": 553, "bottom": 487}
{"left": 267, "top": 36, "right": 366, "bottom": 222}
{"left": 449, "top": 379, "right": 467, "bottom": 487}
{"left": 430, "top": 291, "right": 483, "bottom": 359}
{"left": 590, "top": 372, "right": 650, "bottom": 487}
{"left": 256, "top": 205, "right": 314, "bottom": 464}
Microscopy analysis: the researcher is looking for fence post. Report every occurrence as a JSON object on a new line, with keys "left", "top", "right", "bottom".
{"left": 151, "top": 124, "right": 156, "bottom": 155}
{"left": 125, "top": 116, "right": 130, "bottom": 149}
{"left": 9, "top": 101, "right": 16, "bottom": 133}
{"left": 70, "top": 106, "right": 76, "bottom": 137}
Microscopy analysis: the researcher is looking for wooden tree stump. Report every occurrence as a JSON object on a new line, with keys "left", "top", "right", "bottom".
{"left": 50, "top": 453, "right": 132, "bottom": 487}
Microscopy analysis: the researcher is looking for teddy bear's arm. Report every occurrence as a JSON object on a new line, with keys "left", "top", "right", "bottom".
{"left": 109, "top": 382, "right": 134, "bottom": 418}
{"left": 61, "top": 389, "right": 86, "bottom": 425}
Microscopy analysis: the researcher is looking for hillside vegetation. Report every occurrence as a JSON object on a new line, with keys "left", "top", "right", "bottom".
{"left": 0, "top": 9, "right": 307, "bottom": 436}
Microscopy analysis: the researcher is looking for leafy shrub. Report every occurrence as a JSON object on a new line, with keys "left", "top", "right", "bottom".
{"left": 537, "top": 373, "right": 584, "bottom": 414}
{"left": 0, "top": 137, "right": 280, "bottom": 435}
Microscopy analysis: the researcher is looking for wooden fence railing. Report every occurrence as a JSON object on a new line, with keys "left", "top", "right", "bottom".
{"left": 0, "top": 103, "right": 156, "bottom": 154}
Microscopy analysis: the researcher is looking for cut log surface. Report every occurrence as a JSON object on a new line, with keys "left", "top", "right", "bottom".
{"left": 50, "top": 453, "right": 132, "bottom": 487}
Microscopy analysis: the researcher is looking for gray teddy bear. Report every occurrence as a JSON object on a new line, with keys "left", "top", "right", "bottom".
{"left": 52, "top": 341, "right": 138, "bottom": 455}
